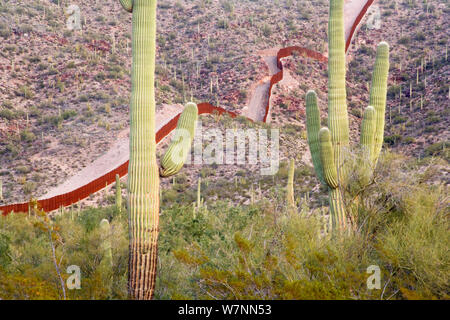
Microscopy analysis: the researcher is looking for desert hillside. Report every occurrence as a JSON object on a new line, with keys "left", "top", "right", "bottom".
{"left": 0, "top": 0, "right": 448, "bottom": 302}
{"left": 0, "top": 0, "right": 448, "bottom": 204}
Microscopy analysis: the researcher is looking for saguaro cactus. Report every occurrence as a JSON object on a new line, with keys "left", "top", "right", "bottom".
{"left": 196, "top": 177, "right": 203, "bottom": 210}
{"left": 115, "top": 174, "right": 122, "bottom": 215}
{"left": 305, "top": 0, "right": 389, "bottom": 231}
{"left": 117, "top": 0, "right": 160, "bottom": 300}
{"left": 117, "top": 0, "right": 198, "bottom": 299}
{"left": 99, "top": 219, "right": 113, "bottom": 269}
{"left": 286, "top": 159, "right": 295, "bottom": 211}
{"left": 99, "top": 218, "right": 113, "bottom": 296}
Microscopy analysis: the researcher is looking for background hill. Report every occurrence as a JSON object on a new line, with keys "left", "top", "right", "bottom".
{"left": 0, "top": 0, "right": 448, "bottom": 205}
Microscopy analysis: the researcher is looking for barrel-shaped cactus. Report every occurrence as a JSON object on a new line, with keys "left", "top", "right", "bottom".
{"left": 305, "top": 0, "right": 390, "bottom": 231}
{"left": 160, "top": 103, "right": 198, "bottom": 177}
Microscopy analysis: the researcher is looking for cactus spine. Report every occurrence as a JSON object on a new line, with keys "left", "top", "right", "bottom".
{"left": 286, "top": 159, "right": 295, "bottom": 211}
{"left": 118, "top": 0, "right": 159, "bottom": 300}
{"left": 306, "top": 0, "right": 389, "bottom": 232}
{"left": 160, "top": 103, "right": 198, "bottom": 177}
{"left": 115, "top": 174, "right": 122, "bottom": 215}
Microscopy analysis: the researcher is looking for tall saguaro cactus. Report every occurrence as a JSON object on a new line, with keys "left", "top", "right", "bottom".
{"left": 305, "top": 0, "right": 389, "bottom": 231}
{"left": 117, "top": 0, "right": 198, "bottom": 299}
{"left": 118, "top": 0, "right": 159, "bottom": 300}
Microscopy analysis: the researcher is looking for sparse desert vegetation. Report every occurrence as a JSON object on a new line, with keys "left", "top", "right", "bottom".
{"left": 0, "top": 0, "right": 448, "bottom": 301}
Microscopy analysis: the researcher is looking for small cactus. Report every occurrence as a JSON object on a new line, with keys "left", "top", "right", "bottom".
{"left": 286, "top": 159, "right": 295, "bottom": 211}
{"left": 99, "top": 218, "right": 113, "bottom": 297}
{"left": 115, "top": 174, "right": 122, "bottom": 215}
{"left": 196, "top": 177, "right": 203, "bottom": 210}
{"left": 99, "top": 219, "right": 113, "bottom": 269}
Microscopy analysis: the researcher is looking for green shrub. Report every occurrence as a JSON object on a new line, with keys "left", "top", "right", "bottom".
{"left": 0, "top": 233, "right": 12, "bottom": 269}
{"left": 0, "top": 154, "right": 447, "bottom": 300}
{"left": 0, "top": 109, "right": 16, "bottom": 120}
{"left": 62, "top": 110, "right": 77, "bottom": 120}
{"left": 384, "top": 134, "right": 402, "bottom": 146}
{"left": 424, "top": 141, "right": 449, "bottom": 161}
{"left": 0, "top": 206, "right": 128, "bottom": 300}
{"left": 20, "top": 130, "right": 36, "bottom": 143}
{"left": 155, "top": 153, "right": 449, "bottom": 300}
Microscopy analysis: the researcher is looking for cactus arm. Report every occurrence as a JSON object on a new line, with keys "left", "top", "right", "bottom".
{"left": 359, "top": 106, "right": 376, "bottom": 184}
{"left": 118, "top": 0, "right": 133, "bottom": 12}
{"left": 160, "top": 103, "right": 198, "bottom": 177}
{"left": 369, "top": 42, "right": 390, "bottom": 164}
{"left": 319, "top": 128, "right": 347, "bottom": 230}
{"left": 306, "top": 90, "right": 326, "bottom": 185}
{"left": 328, "top": 0, "right": 349, "bottom": 173}
{"left": 127, "top": 0, "right": 159, "bottom": 300}
{"left": 286, "top": 159, "right": 295, "bottom": 210}
{"left": 319, "top": 128, "right": 339, "bottom": 189}
{"left": 360, "top": 106, "right": 375, "bottom": 158}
